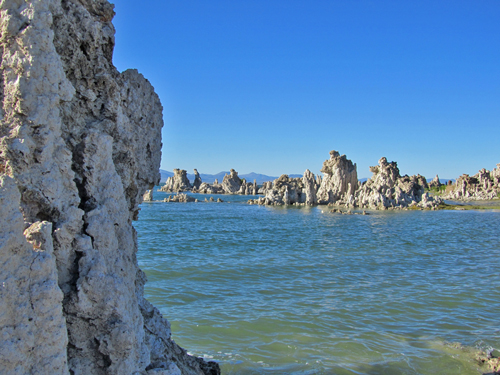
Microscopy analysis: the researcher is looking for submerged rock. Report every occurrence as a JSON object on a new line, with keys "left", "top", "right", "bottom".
{"left": 0, "top": 1, "right": 218, "bottom": 374}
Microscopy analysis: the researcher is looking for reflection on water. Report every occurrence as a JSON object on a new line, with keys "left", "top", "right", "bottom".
{"left": 135, "top": 191, "right": 500, "bottom": 374}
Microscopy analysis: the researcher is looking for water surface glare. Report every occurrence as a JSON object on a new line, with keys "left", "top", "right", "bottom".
{"left": 135, "top": 192, "right": 500, "bottom": 374}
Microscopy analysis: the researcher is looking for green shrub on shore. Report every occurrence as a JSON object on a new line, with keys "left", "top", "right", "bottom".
{"left": 426, "top": 185, "right": 448, "bottom": 195}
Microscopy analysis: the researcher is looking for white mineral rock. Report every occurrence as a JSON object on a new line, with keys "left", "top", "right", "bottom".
{"left": 160, "top": 169, "right": 192, "bottom": 192}
{"left": 0, "top": 1, "right": 218, "bottom": 374}
{"left": 143, "top": 189, "right": 154, "bottom": 201}
{"left": 353, "top": 157, "right": 441, "bottom": 209}
{"left": 316, "top": 150, "right": 358, "bottom": 205}
{"left": 221, "top": 169, "right": 243, "bottom": 194}
{"left": 444, "top": 166, "right": 500, "bottom": 201}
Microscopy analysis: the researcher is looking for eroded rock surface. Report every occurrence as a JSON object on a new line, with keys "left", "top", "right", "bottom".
{"left": 248, "top": 171, "right": 316, "bottom": 206}
{"left": 195, "top": 181, "right": 224, "bottom": 195}
{"left": 352, "top": 158, "right": 440, "bottom": 209}
{"left": 221, "top": 168, "right": 242, "bottom": 194}
{"left": 248, "top": 151, "right": 441, "bottom": 210}
{"left": 316, "top": 150, "right": 358, "bottom": 205}
{"left": 160, "top": 168, "right": 192, "bottom": 192}
{"left": 0, "top": 1, "right": 218, "bottom": 374}
{"left": 192, "top": 169, "right": 202, "bottom": 190}
{"left": 249, "top": 150, "right": 356, "bottom": 207}
{"left": 428, "top": 175, "right": 442, "bottom": 189}
{"left": 164, "top": 193, "right": 197, "bottom": 203}
{"left": 143, "top": 190, "right": 154, "bottom": 202}
{"left": 191, "top": 169, "right": 258, "bottom": 195}
{"left": 443, "top": 165, "right": 500, "bottom": 201}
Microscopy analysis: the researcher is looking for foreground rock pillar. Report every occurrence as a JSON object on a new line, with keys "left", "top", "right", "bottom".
{"left": 0, "top": 1, "right": 219, "bottom": 374}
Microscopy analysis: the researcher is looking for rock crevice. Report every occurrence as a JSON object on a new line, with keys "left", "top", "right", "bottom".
{"left": 0, "top": 1, "right": 219, "bottom": 374}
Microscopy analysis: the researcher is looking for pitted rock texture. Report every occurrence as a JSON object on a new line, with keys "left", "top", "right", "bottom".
{"left": 0, "top": 1, "right": 219, "bottom": 374}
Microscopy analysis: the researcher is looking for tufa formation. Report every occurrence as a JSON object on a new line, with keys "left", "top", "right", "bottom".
{"left": 0, "top": 1, "right": 219, "bottom": 374}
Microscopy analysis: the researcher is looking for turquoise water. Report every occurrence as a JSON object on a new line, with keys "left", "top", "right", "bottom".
{"left": 135, "top": 190, "right": 500, "bottom": 374}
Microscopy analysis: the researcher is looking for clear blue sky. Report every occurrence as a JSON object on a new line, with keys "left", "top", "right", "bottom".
{"left": 113, "top": 1, "right": 499, "bottom": 179}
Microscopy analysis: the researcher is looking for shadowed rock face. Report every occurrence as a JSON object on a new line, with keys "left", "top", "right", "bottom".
{"left": 192, "top": 169, "right": 202, "bottom": 190}
{"left": 0, "top": 1, "right": 218, "bottom": 374}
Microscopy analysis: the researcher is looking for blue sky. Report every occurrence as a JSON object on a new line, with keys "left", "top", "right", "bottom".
{"left": 112, "top": 1, "right": 499, "bottom": 179}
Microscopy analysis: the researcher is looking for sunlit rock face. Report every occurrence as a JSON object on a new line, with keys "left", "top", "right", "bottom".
{"left": 352, "top": 157, "right": 440, "bottom": 209}
{"left": 161, "top": 169, "right": 192, "bottom": 192}
{"left": 316, "top": 150, "right": 358, "bottom": 205}
{"left": 444, "top": 165, "right": 500, "bottom": 201}
{"left": 221, "top": 168, "right": 242, "bottom": 194}
{"left": 0, "top": 1, "right": 218, "bottom": 374}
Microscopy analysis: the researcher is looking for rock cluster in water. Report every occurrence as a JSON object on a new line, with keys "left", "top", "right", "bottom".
{"left": 158, "top": 159, "right": 500, "bottom": 208}
{"left": 248, "top": 151, "right": 442, "bottom": 210}
{"left": 161, "top": 168, "right": 258, "bottom": 195}
{"left": 161, "top": 168, "right": 192, "bottom": 192}
{"left": 0, "top": 1, "right": 218, "bottom": 374}
{"left": 352, "top": 157, "right": 439, "bottom": 209}
{"left": 443, "top": 165, "right": 500, "bottom": 201}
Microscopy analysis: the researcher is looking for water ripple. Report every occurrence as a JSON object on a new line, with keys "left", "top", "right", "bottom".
{"left": 135, "top": 192, "right": 500, "bottom": 374}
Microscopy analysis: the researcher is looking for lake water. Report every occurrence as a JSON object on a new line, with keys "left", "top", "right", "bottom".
{"left": 135, "top": 190, "right": 500, "bottom": 375}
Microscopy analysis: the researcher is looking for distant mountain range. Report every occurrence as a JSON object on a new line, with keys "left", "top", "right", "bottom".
{"left": 159, "top": 170, "right": 454, "bottom": 185}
